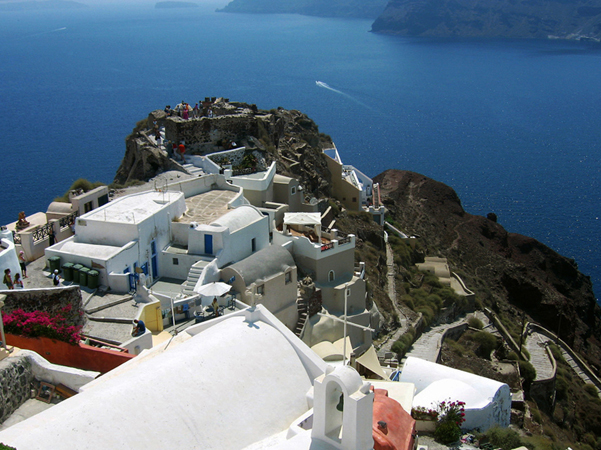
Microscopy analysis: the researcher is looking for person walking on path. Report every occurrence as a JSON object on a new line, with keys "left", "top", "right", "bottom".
{"left": 3, "top": 269, "right": 13, "bottom": 290}
{"left": 19, "top": 251, "right": 27, "bottom": 278}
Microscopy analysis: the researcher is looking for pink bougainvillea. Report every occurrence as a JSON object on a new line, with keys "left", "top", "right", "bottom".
{"left": 3, "top": 306, "right": 82, "bottom": 345}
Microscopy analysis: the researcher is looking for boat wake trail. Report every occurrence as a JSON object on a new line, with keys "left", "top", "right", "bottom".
{"left": 24, "top": 27, "right": 67, "bottom": 39}
{"left": 315, "top": 81, "right": 374, "bottom": 111}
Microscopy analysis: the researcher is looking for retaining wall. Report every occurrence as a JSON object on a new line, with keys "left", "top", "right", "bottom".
{"left": 0, "top": 355, "right": 34, "bottom": 424}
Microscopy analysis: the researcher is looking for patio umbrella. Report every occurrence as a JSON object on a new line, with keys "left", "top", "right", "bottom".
{"left": 195, "top": 281, "right": 231, "bottom": 297}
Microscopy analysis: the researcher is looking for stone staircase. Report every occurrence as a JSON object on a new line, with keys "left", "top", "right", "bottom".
{"left": 182, "top": 260, "right": 211, "bottom": 296}
{"left": 293, "top": 297, "right": 309, "bottom": 337}
{"left": 182, "top": 163, "right": 204, "bottom": 177}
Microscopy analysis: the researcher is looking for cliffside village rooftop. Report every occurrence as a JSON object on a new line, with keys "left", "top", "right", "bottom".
{"left": 0, "top": 100, "right": 515, "bottom": 450}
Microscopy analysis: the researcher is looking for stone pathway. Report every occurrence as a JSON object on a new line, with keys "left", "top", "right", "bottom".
{"left": 376, "top": 237, "right": 407, "bottom": 355}
{"left": 524, "top": 331, "right": 555, "bottom": 381}
{"left": 558, "top": 346, "right": 601, "bottom": 396}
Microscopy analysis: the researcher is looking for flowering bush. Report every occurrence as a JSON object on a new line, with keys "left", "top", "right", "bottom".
{"left": 436, "top": 399, "right": 466, "bottom": 426}
{"left": 3, "top": 305, "right": 83, "bottom": 345}
{"left": 433, "top": 399, "right": 466, "bottom": 445}
{"left": 411, "top": 406, "right": 439, "bottom": 421}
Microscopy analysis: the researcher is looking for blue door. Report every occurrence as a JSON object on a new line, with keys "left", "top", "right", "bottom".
{"left": 151, "top": 240, "right": 158, "bottom": 279}
{"left": 124, "top": 267, "right": 136, "bottom": 291}
{"left": 204, "top": 234, "right": 213, "bottom": 255}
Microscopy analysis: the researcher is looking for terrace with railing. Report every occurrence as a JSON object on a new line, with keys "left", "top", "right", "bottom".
{"left": 274, "top": 224, "right": 355, "bottom": 258}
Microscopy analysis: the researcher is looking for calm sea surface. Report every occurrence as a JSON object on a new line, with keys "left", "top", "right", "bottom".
{"left": 1, "top": 3, "right": 600, "bottom": 298}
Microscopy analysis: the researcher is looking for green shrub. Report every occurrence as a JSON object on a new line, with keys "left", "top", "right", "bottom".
{"left": 584, "top": 384, "right": 599, "bottom": 398}
{"left": 416, "top": 305, "right": 435, "bottom": 326}
{"left": 434, "top": 420, "right": 461, "bottom": 445}
{"left": 555, "top": 376, "right": 569, "bottom": 401}
{"left": 531, "top": 407, "right": 542, "bottom": 424}
{"left": 548, "top": 344, "right": 565, "bottom": 363}
{"left": 0, "top": 444, "right": 17, "bottom": 450}
{"left": 391, "top": 340, "right": 408, "bottom": 357}
{"left": 472, "top": 331, "right": 498, "bottom": 360}
{"left": 467, "top": 317, "right": 484, "bottom": 329}
{"left": 481, "top": 425, "right": 524, "bottom": 450}
{"left": 506, "top": 351, "right": 519, "bottom": 360}
{"left": 519, "top": 360, "right": 537, "bottom": 386}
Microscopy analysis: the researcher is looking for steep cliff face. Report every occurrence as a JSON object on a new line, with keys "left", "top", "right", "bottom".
{"left": 217, "top": 0, "right": 389, "bottom": 19}
{"left": 371, "top": 0, "right": 601, "bottom": 40}
{"left": 375, "top": 169, "right": 601, "bottom": 366}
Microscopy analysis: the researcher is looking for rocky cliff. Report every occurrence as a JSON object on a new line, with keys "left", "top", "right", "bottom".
{"left": 375, "top": 169, "right": 601, "bottom": 367}
{"left": 371, "top": 0, "right": 601, "bottom": 40}
{"left": 217, "top": 0, "right": 389, "bottom": 19}
{"left": 115, "top": 99, "right": 334, "bottom": 199}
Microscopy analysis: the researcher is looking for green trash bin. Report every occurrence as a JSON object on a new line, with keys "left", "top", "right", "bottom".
{"left": 87, "top": 270, "right": 99, "bottom": 289}
{"left": 62, "top": 263, "right": 74, "bottom": 282}
{"left": 72, "top": 264, "right": 83, "bottom": 284}
{"left": 79, "top": 267, "right": 90, "bottom": 287}
{"left": 48, "top": 256, "right": 61, "bottom": 273}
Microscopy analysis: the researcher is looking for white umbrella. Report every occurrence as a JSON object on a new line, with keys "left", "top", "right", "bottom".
{"left": 195, "top": 281, "right": 231, "bottom": 297}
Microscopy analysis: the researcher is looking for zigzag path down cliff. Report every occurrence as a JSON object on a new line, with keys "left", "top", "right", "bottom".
{"left": 374, "top": 169, "right": 601, "bottom": 370}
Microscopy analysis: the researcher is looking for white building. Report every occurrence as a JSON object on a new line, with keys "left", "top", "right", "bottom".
{"left": 45, "top": 190, "right": 186, "bottom": 292}
{"left": 0, "top": 305, "right": 378, "bottom": 450}
{"left": 400, "top": 356, "right": 511, "bottom": 432}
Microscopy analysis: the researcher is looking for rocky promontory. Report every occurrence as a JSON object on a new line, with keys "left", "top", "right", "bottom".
{"left": 371, "top": 0, "right": 601, "bottom": 41}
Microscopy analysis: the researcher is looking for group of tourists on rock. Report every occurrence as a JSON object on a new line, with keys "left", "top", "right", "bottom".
{"left": 164, "top": 100, "right": 214, "bottom": 120}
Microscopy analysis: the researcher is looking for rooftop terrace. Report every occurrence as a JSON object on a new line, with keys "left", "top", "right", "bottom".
{"left": 178, "top": 189, "right": 237, "bottom": 224}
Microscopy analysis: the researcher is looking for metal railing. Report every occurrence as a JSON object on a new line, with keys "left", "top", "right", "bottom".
{"left": 12, "top": 231, "right": 21, "bottom": 245}
{"left": 59, "top": 211, "right": 78, "bottom": 229}
{"left": 32, "top": 223, "right": 53, "bottom": 243}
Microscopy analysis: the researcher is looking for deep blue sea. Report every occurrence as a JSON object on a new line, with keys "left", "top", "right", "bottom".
{"left": 1, "top": 2, "right": 600, "bottom": 299}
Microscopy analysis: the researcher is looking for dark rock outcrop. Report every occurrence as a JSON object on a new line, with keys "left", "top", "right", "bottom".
{"left": 371, "top": 0, "right": 601, "bottom": 41}
{"left": 115, "top": 100, "right": 334, "bottom": 199}
{"left": 218, "top": 0, "right": 389, "bottom": 19}
{"left": 375, "top": 169, "right": 601, "bottom": 366}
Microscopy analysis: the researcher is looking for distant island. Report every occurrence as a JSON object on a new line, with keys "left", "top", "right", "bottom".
{"left": 0, "top": 0, "right": 87, "bottom": 11}
{"left": 155, "top": 1, "right": 198, "bottom": 8}
{"left": 371, "top": 0, "right": 601, "bottom": 41}
{"left": 217, "top": 0, "right": 388, "bottom": 19}
{"left": 217, "top": 0, "right": 601, "bottom": 41}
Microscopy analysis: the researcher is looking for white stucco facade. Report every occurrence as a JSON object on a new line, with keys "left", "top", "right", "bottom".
{"left": 45, "top": 191, "right": 186, "bottom": 291}
{"left": 400, "top": 356, "right": 511, "bottom": 432}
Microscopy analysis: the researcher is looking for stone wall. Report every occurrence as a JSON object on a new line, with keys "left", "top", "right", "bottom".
{"left": 0, "top": 355, "right": 34, "bottom": 424}
{"left": 163, "top": 115, "right": 262, "bottom": 155}
{"left": 2, "top": 285, "right": 84, "bottom": 327}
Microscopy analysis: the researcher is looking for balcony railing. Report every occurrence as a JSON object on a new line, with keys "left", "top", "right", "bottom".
{"left": 59, "top": 211, "right": 78, "bottom": 230}
{"left": 32, "top": 223, "right": 52, "bottom": 243}
{"left": 12, "top": 231, "right": 21, "bottom": 245}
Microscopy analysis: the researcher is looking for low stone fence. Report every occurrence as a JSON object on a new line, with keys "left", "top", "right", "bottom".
{"left": 0, "top": 355, "right": 34, "bottom": 424}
